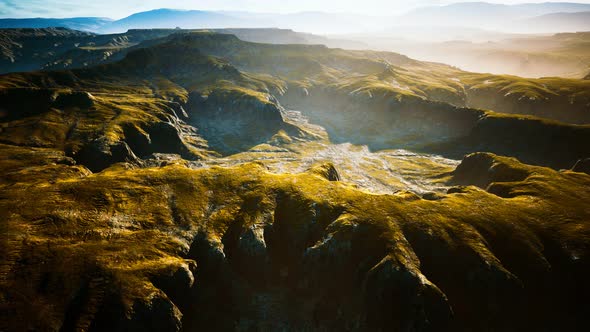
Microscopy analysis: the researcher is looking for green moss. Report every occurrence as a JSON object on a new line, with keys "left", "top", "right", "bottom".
{"left": 1, "top": 144, "right": 590, "bottom": 330}
{"left": 1, "top": 31, "right": 590, "bottom": 330}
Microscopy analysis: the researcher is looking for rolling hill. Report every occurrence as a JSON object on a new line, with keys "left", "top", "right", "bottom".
{"left": 396, "top": 2, "right": 590, "bottom": 32}
{"left": 520, "top": 11, "right": 590, "bottom": 32}
{"left": 0, "top": 27, "right": 365, "bottom": 75}
{"left": 341, "top": 30, "right": 590, "bottom": 79}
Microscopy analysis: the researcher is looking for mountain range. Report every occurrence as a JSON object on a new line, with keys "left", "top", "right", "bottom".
{"left": 2, "top": 2, "right": 590, "bottom": 34}
{"left": 522, "top": 11, "right": 590, "bottom": 32}
{"left": 396, "top": 1, "right": 590, "bottom": 31}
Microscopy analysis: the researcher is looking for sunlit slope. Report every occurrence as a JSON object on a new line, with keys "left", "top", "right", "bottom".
{"left": 1, "top": 144, "right": 589, "bottom": 331}
{"left": 0, "top": 36, "right": 302, "bottom": 170}
{"left": 0, "top": 28, "right": 181, "bottom": 74}
{"left": 2, "top": 28, "right": 589, "bottom": 122}
{"left": 131, "top": 32, "right": 590, "bottom": 124}
{"left": 365, "top": 31, "right": 590, "bottom": 80}
{"left": 1, "top": 31, "right": 589, "bottom": 171}
{"left": 0, "top": 27, "right": 364, "bottom": 74}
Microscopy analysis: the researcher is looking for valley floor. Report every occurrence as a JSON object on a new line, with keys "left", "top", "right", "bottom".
{"left": 190, "top": 109, "right": 459, "bottom": 194}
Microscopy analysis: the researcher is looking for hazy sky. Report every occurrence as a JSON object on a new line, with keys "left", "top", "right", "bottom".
{"left": 2, "top": 0, "right": 590, "bottom": 19}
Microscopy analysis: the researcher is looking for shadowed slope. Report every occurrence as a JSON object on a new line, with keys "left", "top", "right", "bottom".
{"left": 1, "top": 31, "right": 589, "bottom": 170}
{"left": 1, "top": 145, "right": 589, "bottom": 331}
{"left": 0, "top": 34, "right": 302, "bottom": 169}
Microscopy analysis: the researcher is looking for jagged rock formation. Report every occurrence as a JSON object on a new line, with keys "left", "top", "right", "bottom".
{"left": 308, "top": 162, "right": 341, "bottom": 181}
{"left": 1, "top": 146, "right": 589, "bottom": 331}
{"left": 0, "top": 31, "right": 587, "bottom": 170}
{"left": 0, "top": 28, "right": 180, "bottom": 73}
{"left": 186, "top": 89, "right": 288, "bottom": 155}
{"left": 2, "top": 28, "right": 590, "bottom": 124}
{"left": 433, "top": 113, "right": 590, "bottom": 169}
{"left": 463, "top": 78, "right": 590, "bottom": 124}
{"left": 0, "top": 33, "right": 304, "bottom": 170}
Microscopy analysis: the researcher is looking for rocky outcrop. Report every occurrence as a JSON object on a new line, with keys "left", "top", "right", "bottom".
{"left": 450, "top": 152, "right": 530, "bottom": 190}
{"left": 121, "top": 120, "right": 200, "bottom": 160}
{"left": 436, "top": 113, "right": 590, "bottom": 169}
{"left": 149, "top": 261, "right": 197, "bottom": 315}
{"left": 279, "top": 86, "right": 484, "bottom": 151}
{"left": 53, "top": 91, "right": 95, "bottom": 109}
{"left": 465, "top": 83, "right": 590, "bottom": 124}
{"left": 362, "top": 255, "right": 453, "bottom": 331}
{"left": 185, "top": 89, "right": 287, "bottom": 155}
{"left": 67, "top": 138, "right": 141, "bottom": 172}
{"left": 307, "top": 162, "right": 341, "bottom": 181}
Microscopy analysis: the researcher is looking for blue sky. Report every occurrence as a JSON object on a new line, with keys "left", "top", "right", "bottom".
{"left": 2, "top": 1, "right": 590, "bottom": 19}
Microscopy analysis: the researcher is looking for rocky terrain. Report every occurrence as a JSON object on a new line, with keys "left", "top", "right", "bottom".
{"left": 0, "top": 28, "right": 190, "bottom": 74}
{"left": 0, "top": 28, "right": 363, "bottom": 75}
{"left": 1, "top": 31, "right": 590, "bottom": 331}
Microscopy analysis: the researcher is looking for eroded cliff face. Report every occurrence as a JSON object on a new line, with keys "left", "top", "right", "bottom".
{"left": 1, "top": 147, "right": 589, "bottom": 331}
{"left": 0, "top": 37, "right": 299, "bottom": 170}
{"left": 3, "top": 32, "right": 588, "bottom": 171}
{"left": 464, "top": 83, "right": 590, "bottom": 124}
{"left": 185, "top": 90, "right": 294, "bottom": 155}
{"left": 445, "top": 113, "right": 590, "bottom": 169}
{"left": 276, "top": 85, "right": 590, "bottom": 169}
{"left": 278, "top": 85, "right": 483, "bottom": 150}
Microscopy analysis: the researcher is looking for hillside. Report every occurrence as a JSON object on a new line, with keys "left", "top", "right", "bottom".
{"left": 4, "top": 28, "right": 590, "bottom": 124}
{"left": 1, "top": 31, "right": 590, "bottom": 331}
{"left": 521, "top": 11, "right": 590, "bottom": 33}
{"left": 0, "top": 32, "right": 589, "bottom": 167}
{"left": 2, "top": 142, "right": 590, "bottom": 331}
{"left": 0, "top": 28, "right": 180, "bottom": 73}
{"left": 0, "top": 28, "right": 366, "bottom": 74}
{"left": 396, "top": 2, "right": 590, "bottom": 32}
{"left": 1, "top": 30, "right": 589, "bottom": 167}
{"left": 358, "top": 31, "right": 590, "bottom": 79}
